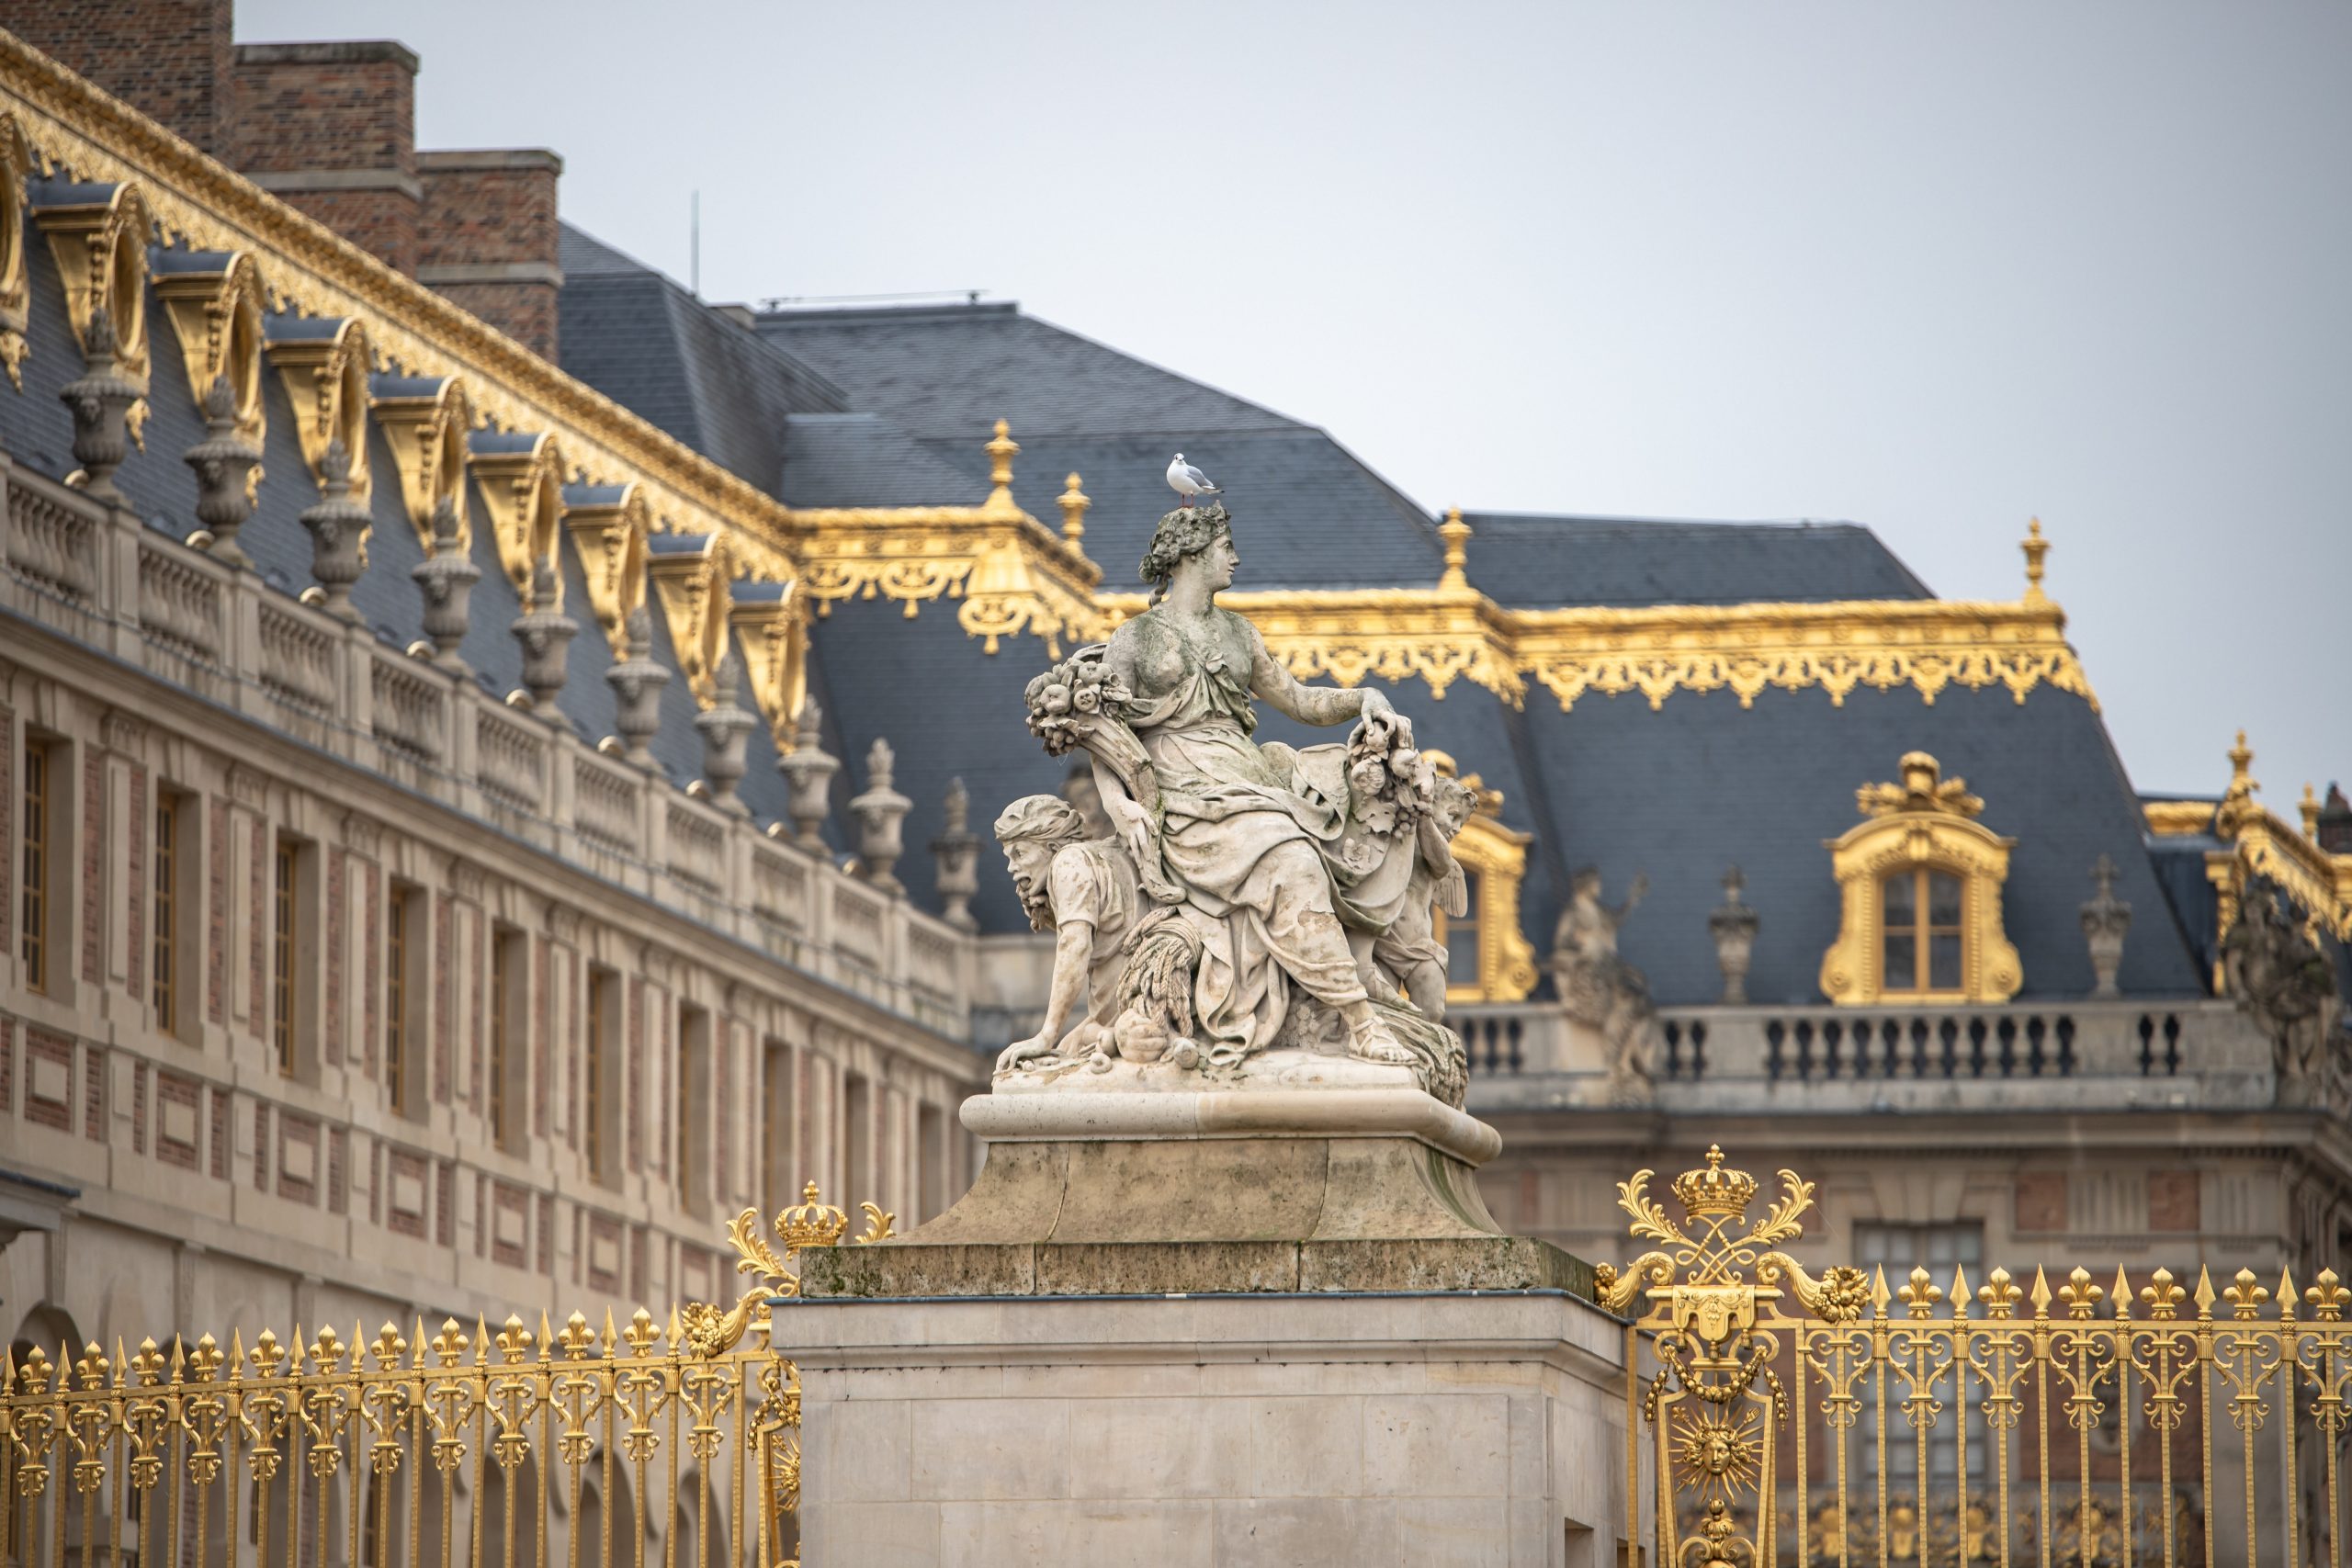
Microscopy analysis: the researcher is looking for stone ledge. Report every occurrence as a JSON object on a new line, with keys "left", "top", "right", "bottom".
{"left": 964, "top": 1084, "right": 1502, "bottom": 1166}
{"left": 797, "top": 1235, "right": 1593, "bottom": 1300}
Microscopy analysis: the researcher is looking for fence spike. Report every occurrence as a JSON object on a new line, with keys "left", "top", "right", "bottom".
{"left": 413, "top": 1316, "right": 429, "bottom": 1370}
{"left": 169, "top": 1335, "right": 187, "bottom": 1383}
{"left": 227, "top": 1329, "right": 246, "bottom": 1380}
{"left": 2028, "top": 1267, "right": 2052, "bottom": 1318}
{"left": 2278, "top": 1267, "right": 2298, "bottom": 1320}
{"left": 1951, "top": 1264, "right": 1973, "bottom": 1319}
{"left": 113, "top": 1337, "right": 130, "bottom": 1388}
{"left": 2193, "top": 1266, "right": 2216, "bottom": 1318}
{"left": 539, "top": 1311, "right": 555, "bottom": 1362}
{"left": 2110, "top": 1266, "right": 2133, "bottom": 1319}
{"left": 1868, "top": 1265, "right": 1891, "bottom": 1318}
{"left": 474, "top": 1314, "right": 490, "bottom": 1365}
{"left": 665, "top": 1304, "right": 684, "bottom": 1351}
{"left": 603, "top": 1307, "right": 619, "bottom": 1359}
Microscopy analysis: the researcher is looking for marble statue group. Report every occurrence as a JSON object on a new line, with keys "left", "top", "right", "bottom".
{"left": 992, "top": 501, "right": 1473, "bottom": 1107}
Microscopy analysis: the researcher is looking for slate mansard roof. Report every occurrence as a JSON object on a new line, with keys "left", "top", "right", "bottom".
{"left": 537, "top": 223, "right": 2222, "bottom": 1008}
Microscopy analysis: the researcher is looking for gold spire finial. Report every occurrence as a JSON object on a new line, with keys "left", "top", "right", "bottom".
{"left": 2019, "top": 517, "right": 2049, "bottom": 605}
{"left": 2301, "top": 782, "right": 2321, "bottom": 840}
{"left": 1438, "top": 507, "right": 1471, "bottom": 592}
{"left": 2228, "top": 729, "right": 2254, "bottom": 790}
{"left": 985, "top": 418, "right": 1018, "bottom": 502}
{"left": 1057, "top": 471, "right": 1090, "bottom": 551}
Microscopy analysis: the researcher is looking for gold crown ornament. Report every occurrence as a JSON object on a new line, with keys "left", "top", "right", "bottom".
{"left": 1671, "top": 1145, "right": 1761, "bottom": 1222}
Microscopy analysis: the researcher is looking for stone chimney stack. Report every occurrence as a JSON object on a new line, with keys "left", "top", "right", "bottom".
{"left": 228, "top": 40, "right": 424, "bottom": 275}
{"left": 3, "top": 5, "right": 565, "bottom": 359}
{"left": 0, "top": 0, "right": 237, "bottom": 155}
{"left": 417, "top": 150, "right": 564, "bottom": 360}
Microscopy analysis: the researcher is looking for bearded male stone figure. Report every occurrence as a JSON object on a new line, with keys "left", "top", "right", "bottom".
{"left": 991, "top": 795, "right": 1139, "bottom": 1075}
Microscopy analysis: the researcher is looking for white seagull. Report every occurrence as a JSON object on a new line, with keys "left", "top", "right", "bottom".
{"left": 1166, "top": 453, "right": 1221, "bottom": 504}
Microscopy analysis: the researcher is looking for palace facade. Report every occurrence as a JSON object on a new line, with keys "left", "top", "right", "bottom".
{"left": 1, "top": 4, "right": 2347, "bottom": 1388}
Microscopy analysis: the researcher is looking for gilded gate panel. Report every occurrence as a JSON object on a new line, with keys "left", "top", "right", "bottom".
{"left": 1597, "top": 1147, "right": 2350, "bottom": 1566}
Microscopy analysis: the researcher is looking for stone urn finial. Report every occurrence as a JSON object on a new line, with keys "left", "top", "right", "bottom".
{"left": 411, "top": 496, "right": 481, "bottom": 669}
{"left": 931, "top": 776, "right": 980, "bottom": 932}
{"left": 298, "top": 438, "right": 369, "bottom": 618}
{"left": 605, "top": 604, "right": 671, "bottom": 763}
{"left": 1708, "top": 865, "right": 1760, "bottom": 1004}
{"left": 693, "top": 647, "right": 758, "bottom": 814}
{"left": 851, "top": 736, "right": 912, "bottom": 894}
{"left": 62, "top": 305, "right": 143, "bottom": 506}
{"left": 2080, "top": 853, "right": 2132, "bottom": 998}
{"left": 183, "top": 371, "right": 264, "bottom": 563}
{"left": 778, "top": 701, "right": 840, "bottom": 851}
{"left": 510, "top": 558, "right": 579, "bottom": 709}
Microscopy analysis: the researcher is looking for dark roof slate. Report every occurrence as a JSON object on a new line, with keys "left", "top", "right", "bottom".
{"left": 757, "top": 301, "right": 1302, "bottom": 443}
{"left": 1462, "top": 513, "right": 1935, "bottom": 607}
{"left": 778, "top": 413, "right": 978, "bottom": 509}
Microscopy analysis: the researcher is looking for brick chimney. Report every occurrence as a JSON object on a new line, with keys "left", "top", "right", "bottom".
{"left": 418, "top": 151, "right": 563, "bottom": 360}
{"left": 228, "top": 40, "right": 423, "bottom": 276}
{"left": 7, "top": 9, "right": 571, "bottom": 360}
{"left": 0, "top": 0, "right": 237, "bottom": 155}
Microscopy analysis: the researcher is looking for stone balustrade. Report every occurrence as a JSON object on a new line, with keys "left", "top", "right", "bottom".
{"left": 1457, "top": 996, "right": 2273, "bottom": 1115}
{"left": 0, "top": 449, "right": 976, "bottom": 1038}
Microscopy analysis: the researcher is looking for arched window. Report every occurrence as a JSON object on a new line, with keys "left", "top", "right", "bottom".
{"left": 1820, "top": 753, "right": 2021, "bottom": 1006}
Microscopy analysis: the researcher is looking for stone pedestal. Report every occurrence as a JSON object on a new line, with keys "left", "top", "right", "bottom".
{"left": 783, "top": 1290, "right": 1644, "bottom": 1567}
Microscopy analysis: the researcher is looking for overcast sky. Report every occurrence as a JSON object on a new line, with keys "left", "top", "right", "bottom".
{"left": 246, "top": 0, "right": 2351, "bottom": 806}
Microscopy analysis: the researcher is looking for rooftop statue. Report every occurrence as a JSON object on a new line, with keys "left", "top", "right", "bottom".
{"left": 1001, "top": 501, "right": 1471, "bottom": 1107}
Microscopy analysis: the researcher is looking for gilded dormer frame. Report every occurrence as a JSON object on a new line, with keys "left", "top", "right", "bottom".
{"left": 648, "top": 533, "right": 740, "bottom": 709}
{"left": 562, "top": 482, "right": 650, "bottom": 661}
{"left": 1819, "top": 751, "right": 2022, "bottom": 1006}
{"left": 264, "top": 314, "right": 372, "bottom": 499}
{"left": 729, "top": 579, "right": 808, "bottom": 745}
{"left": 372, "top": 375, "right": 473, "bottom": 554}
{"left": 33, "top": 177, "right": 153, "bottom": 391}
{"left": 0, "top": 111, "right": 33, "bottom": 389}
{"left": 153, "top": 248, "right": 268, "bottom": 450}
{"left": 469, "top": 430, "right": 566, "bottom": 605}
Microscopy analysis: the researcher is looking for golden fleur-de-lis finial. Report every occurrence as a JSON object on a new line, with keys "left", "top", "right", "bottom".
{"left": 1977, "top": 1268, "right": 2023, "bottom": 1320}
{"left": 2222, "top": 1269, "right": 2268, "bottom": 1320}
{"left": 2306, "top": 1269, "right": 2348, "bottom": 1321}
{"left": 494, "top": 1315, "right": 534, "bottom": 1363}
{"left": 427, "top": 1319, "right": 469, "bottom": 1367}
{"left": 2057, "top": 1268, "right": 2105, "bottom": 1320}
{"left": 1898, "top": 1268, "right": 1944, "bottom": 1318}
{"left": 558, "top": 1312, "right": 599, "bottom": 1359}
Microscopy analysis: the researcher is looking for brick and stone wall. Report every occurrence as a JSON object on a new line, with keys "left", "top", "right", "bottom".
{"left": 226, "top": 40, "right": 423, "bottom": 276}
{"left": 0, "top": 0, "right": 236, "bottom": 154}
{"left": 418, "top": 150, "right": 564, "bottom": 360}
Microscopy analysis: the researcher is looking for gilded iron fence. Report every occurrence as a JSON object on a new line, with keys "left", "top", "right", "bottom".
{"left": 1, "top": 1185, "right": 888, "bottom": 1568}
{"left": 1598, "top": 1147, "right": 2351, "bottom": 1567}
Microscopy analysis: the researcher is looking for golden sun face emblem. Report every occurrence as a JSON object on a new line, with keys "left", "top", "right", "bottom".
{"left": 1672, "top": 1408, "right": 1763, "bottom": 1505}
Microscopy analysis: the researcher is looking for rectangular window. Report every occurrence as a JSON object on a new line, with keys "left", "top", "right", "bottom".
{"left": 152, "top": 791, "right": 181, "bottom": 1032}
{"left": 386, "top": 887, "right": 417, "bottom": 1115}
{"left": 21, "top": 740, "right": 50, "bottom": 993}
{"left": 272, "top": 837, "right": 299, "bottom": 1076}
{"left": 762, "top": 1038, "right": 794, "bottom": 1216}
{"left": 842, "top": 1069, "right": 871, "bottom": 1204}
{"left": 1852, "top": 1222, "right": 1986, "bottom": 1487}
{"left": 584, "top": 966, "right": 616, "bottom": 1185}
{"left": 489, "top": 929, "right": 523, "bottom": 1152}
{"left": 676, "top": 1003, "right": 708, "bottom": 1213}
{"left": 1880, "top": 869, "right": 1964, "bottom": 995}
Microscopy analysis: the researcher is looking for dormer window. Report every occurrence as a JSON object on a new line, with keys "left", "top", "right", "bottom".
{"left": 1821, "top": 752, "right": 2022, "bottom": 1006}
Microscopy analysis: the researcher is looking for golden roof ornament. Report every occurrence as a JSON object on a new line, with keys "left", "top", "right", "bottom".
{"left": 2217, "top": 728, "right": 2260, "bottom": 837}
{"left": 985, "top": 418, "right": 1019, "bottom": 509}
{"left": 1438, "top": 506, "right": 1472, "bottom": 592}
{"left": 2019, "top": 516, "right": 2050, "bottom": 606}
{"left": 2301, "top": 782, "right": 2322, "bottom": 840}
{"left": 1855, "top": 750, "right": 1982, "bottom": 819}
{"left": 1057, "top": 471, "right": 1090, "bottom": 550}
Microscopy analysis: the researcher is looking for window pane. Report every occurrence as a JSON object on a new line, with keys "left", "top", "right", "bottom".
{"left": 1881, "top": 874, "right": 1917, "bottom": 989}
{"left": 1929, "top": 933, "right": 1961, "bottom": 990}
{"left": 1928, "top": 871, "right": 1962, "bottom": 926}
{"left": 1445, "top": 874, "right": 1482, "bottom": 987}
{"left": 1883, "top": 871, "right": 1916, "bottom": 922}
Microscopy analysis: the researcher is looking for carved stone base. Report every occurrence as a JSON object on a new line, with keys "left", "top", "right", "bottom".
{"left": 796, "top": 1084, "right": 1595, "bottom": 1300}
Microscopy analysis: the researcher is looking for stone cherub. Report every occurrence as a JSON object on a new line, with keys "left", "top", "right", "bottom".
{"left": 1552, "top": 867, "right": 1661, "bottom": 1102}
